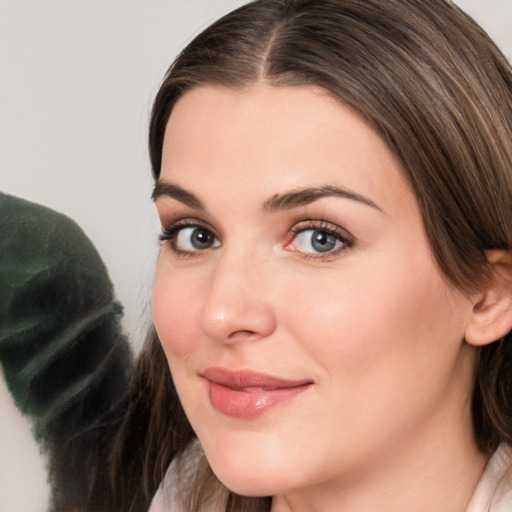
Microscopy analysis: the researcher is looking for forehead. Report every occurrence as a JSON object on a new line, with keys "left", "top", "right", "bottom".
{"left": 160, "top": 84, "right": 417, "bottom": 217}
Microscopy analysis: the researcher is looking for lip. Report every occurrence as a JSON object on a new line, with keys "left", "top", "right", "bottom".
{"left": 202, "top": 367, "right": 313, "bottom": 419}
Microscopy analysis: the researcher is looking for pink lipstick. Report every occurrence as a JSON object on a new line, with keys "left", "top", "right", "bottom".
{"left": 202, "top": 367, "right": 312, "bottom": 419}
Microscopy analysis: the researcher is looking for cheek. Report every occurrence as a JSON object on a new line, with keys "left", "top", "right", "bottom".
{"left": 283, "top": 250, "right": 469, "bottom": 377}
{"left": 152, "top": 261, "right": 200, "bottom": 360}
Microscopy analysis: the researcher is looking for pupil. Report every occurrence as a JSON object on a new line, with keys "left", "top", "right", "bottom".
{"left": 312, "top": 230, "right": 336, "bottom": 252}
{"left": 192, "top": 229, "right": 212, "bottom": 249}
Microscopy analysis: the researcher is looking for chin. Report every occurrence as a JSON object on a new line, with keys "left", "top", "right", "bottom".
{"left": 201, "top": 434, "right": 299, "bottom": 497}
{"left": 212, "top": 464, "right": 288, "bottom": 497}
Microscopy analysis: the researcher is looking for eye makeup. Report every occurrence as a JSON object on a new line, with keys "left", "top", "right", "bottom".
{"left": 159, "top": 215, "right": 355, "bottom": 262}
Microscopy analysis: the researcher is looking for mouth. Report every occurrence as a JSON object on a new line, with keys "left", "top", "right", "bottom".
{"left": 201, "top": 367, "right": 313, "bottom": 419}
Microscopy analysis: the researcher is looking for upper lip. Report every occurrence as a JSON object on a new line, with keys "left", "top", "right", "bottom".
{"left": 202, "top": 367, "right": 313, "bottom": 390}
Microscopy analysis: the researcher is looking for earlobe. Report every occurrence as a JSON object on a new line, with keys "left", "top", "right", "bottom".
{"left": 465, "top": 250, "right": 512, "bottom": 347}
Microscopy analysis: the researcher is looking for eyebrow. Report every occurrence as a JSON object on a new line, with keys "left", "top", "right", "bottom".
{"left": 152, "top": 180, "right": 381, "bottom": 213}
{"left": 152, "top": 181, "right": 205, "bottom": 210}
{"left": 262, "top": 185, "right": 382, "bottom": 213}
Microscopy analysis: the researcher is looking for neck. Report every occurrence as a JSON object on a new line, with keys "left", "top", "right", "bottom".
{"left": 272, "top": 439, "right": 488, "bottom": 512}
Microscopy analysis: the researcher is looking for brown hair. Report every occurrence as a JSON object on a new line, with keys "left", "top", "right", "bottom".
{"left": 112, "top": 1, "right": 512, "bottom": 511}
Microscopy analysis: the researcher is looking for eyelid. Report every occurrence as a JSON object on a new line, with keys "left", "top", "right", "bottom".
{"left": 161, "top": 216, "right": 218, "bottom": 232}
{"left": 289, "top": 219, "right": 354, "bottom": 241}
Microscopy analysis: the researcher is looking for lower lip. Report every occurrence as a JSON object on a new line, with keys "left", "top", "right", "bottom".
{"left": 207, "top": 381, "right": 311, "bottom": 419}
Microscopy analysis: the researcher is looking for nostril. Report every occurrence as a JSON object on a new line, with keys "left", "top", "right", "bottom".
{"left": 227, "top": 329, "right": 257, "bottom": 339}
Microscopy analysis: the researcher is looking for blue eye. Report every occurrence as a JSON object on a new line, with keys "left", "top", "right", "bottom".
{"left": 288, "top": 223, "right": 353, "bottom": 256}
{"left": 160, "top": 224, "right": 221, "bottom": 254}
{"left": 293, "top": 229, "right": 344, "bottom": 253}
{"left": 176, "top": 227, "right": 219, "bottom": 251}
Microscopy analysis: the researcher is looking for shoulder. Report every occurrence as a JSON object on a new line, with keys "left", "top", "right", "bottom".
{"left": 149, "top": 440, "right": 227, "bottom": 512}
{"left": 466, "top": 444, "right": 512, "bottom": 512}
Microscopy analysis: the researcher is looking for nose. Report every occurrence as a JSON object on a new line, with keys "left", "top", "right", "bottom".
{"left": 198, "top": 251, "right": 277, "bottom": 344}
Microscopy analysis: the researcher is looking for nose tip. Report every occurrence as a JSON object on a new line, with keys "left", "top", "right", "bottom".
{"left": 198, "top": 261, "right": 277, "bottom": 344}
{"left": 201, "top": 304, "right": 276, "bottom": 343}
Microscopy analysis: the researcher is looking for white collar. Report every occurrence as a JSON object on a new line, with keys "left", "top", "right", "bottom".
{"left": 466, "top": 444, "right": 512, "bottom": 512}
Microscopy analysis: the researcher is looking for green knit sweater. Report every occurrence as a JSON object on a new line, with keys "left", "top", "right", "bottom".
{"left": 0, "top": 192, "right": 133, "bottom": 511}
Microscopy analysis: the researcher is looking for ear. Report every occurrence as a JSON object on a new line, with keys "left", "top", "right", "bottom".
{"left": 465, "top": 250, "right": 512, "bottom": 347}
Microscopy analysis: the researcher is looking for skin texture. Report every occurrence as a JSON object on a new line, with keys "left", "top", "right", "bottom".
{"left": 152, "top": 84, "right": 489, "bottom": 512}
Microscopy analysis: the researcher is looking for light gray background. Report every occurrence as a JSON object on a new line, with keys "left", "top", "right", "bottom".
{"left": 1, "top": 1, "right": 511, "bottom": 511}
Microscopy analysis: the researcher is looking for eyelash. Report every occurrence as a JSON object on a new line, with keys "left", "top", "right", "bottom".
{"left": 159, "top": 218, "right": 355, "bottom": 260}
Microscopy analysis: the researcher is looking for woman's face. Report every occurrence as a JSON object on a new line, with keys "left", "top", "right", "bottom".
{"left": 152, "top": 84, "right": 477, "bottom": 501}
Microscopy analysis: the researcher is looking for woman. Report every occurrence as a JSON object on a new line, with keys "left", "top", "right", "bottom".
{"left": 111, "top": 0, "right": 512, "bottom": 511}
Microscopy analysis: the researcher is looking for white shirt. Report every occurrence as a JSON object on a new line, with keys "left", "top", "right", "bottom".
{"left": 466, "top": 444, "right": 512, "bottom": 512}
